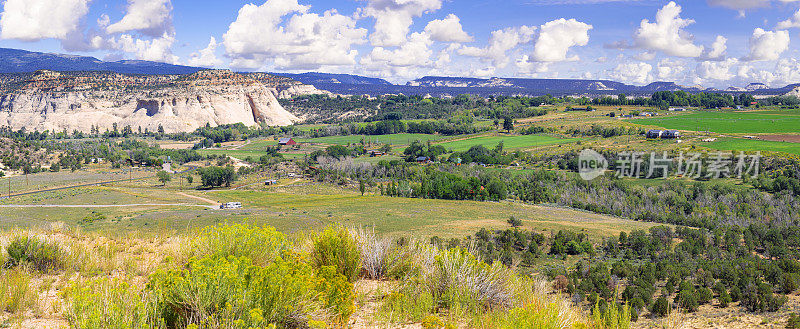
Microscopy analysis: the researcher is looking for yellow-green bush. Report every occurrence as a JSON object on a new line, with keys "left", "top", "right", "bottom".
{"left": 590, "top": 300, "right": 631, "bottom": 329}
{"left": 382, "top": 288, "right": 437, "bottom": 323}
{"left": 4, "top": 235, "right": 64, "bottom": 272}
{"left": 62, "top": 278, "right": 157, "bottom": 329}
{"left": 315, "top": 265, "right": 356, "bottom": 326}
{"left": 475, "top": 303, "right": 573, "bottom": 329}
{"left": 0, "top": 268, "right": 36, "bottom": 314}
{"left": 311, "top": 227, "right": 361, "bottom": 283}
{"left": 148, "top": 254, "right": 354, "bottom": 328}
{"left": 193, "top": 223, "right": 290, "bottom": 266}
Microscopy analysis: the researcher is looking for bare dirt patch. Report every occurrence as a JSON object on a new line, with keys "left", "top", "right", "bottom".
{"left": 634, "top": 294, "right": 800, "bottom": 329}
{"left": 158, "top": 142, "right": 195, "bottom": 150}
{"left": 758, "top": 135, "right": 800, "bottom": 143}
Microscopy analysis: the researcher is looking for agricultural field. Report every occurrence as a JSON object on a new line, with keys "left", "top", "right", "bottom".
{"left": 704, "top": 137, "right": 800, "bottom": 156}
{"left": 434, "top": 133, "right": 580, "bottom": 152}
{"left": 634, "top": 110, "right": 800, "bottom": 134}
{"left": 298, "top": 133, "right": 445, "bottom": 146}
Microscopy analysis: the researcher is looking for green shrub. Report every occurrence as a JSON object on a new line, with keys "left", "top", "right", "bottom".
{"left": 787, "top": 313, "right": 800, "bottom": 329}
{"left": 311, "top": 227, "right": 361, "bottom": 283}
{"left": 697, "top": 287, "right": 713, "bottom": 305}
{"left": 0, "top": 268, "right": 36, "bottom": 314}
{"left": 149, "top": 255, "right": 354, "bottom": 328}
{"left": 5, "top": 235, "right": 64, "bottom": 272}
{"left": 81, "top": 211, "right": 106, "bottom": 224}
{"left": 651, "top": 296, "right": 670, "bottom": 317}
{"left": 718, "top": 291, "right": 731, "bottom": 308}
{"left": 62, "top": 278, "right": 157, "bottom": 329}
{"left": 194, "top": 223, "right": 290, "bottom": 266}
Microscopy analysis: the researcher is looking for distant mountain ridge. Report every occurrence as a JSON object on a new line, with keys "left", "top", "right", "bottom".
{"left": 273, "top": 72, "right": 392, "bottom": 85}
{"left": 0, "top": 47, "right": 796, "bottom": 97}
{"left": 408, "top": 76, "right": 706, "bottom": 94}
{"left": 0, "top": 48, "right": 202, "bottom": 75}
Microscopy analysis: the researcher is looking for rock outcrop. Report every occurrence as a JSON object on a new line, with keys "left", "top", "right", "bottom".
{"left": 275, "top": 84, "right": 332, "bottom": 99}
{"left": 0, "top": 70, "right": 300, "bottom": 133}
{"left": 786, "top": 86, "right": 800, "bottom": 98}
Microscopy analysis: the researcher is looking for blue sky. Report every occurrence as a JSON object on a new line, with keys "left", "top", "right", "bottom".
{"left": 0, "top": 0, "right": 799, "bottom": 88}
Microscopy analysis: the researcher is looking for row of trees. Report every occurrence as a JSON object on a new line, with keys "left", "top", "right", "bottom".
{"left": 591, "top": 91, "right": 757, "bottom": 109}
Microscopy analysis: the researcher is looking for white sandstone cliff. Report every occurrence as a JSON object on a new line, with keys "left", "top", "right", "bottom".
{"left": 274, "top": 84, "right": 332, "bottom": 99}
{"left": 0, "top": 84, "right": 299, "bottom": 133}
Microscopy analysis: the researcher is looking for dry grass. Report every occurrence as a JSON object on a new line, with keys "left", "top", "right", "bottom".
{"left": 352, "top": 227, "right": 392, "bottom": 280}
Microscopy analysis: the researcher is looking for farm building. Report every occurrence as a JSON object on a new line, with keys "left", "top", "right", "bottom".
{"left": 647, "top": 130, "right": 664, "bottom": 139}
{"left": 278, "top": 138, "right": 297, "bottom": 146}
{"left": 662, "top": 130, "right": 681, "bottom": 139}
{"left": 647, "top": 130, "right": 681, "bottom": 139}
{"left": 368, "top": 150, "right": 384, "bottom": 157}
{"left": 264, "top": 179, "right": 278, "bottom": 186}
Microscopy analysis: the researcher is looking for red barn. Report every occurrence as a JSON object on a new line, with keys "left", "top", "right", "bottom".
{"left": 278, "top": 138, "right": 297, "bottom": 146}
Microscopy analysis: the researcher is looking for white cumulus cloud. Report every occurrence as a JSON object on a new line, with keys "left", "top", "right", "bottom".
{"left": 703, "top": 35, "right": 727, "bottom": 60}
{"left": 424, "top": 14, "right": 472, "bottom": 43}
{"left": 607, "top": 62, "right": 653, "bottom": 85}
{"left": 656, "top": 58, "right": 687, "bottom": 82}
{"left": 362, "top": 32, "right": 433, "bottom": 68}
{"left": 743, "top": 28, "right": 790, "bottom": 61}
{"left": 187, "top": 37, "right": 222, "bottom": 67}
{"left": 223, "top": 0, "right": 367, "bottom": 70}
{"left": 0, "top": 0, "right": 91, "bottom": 41}
{"left": 696, "top": 58, "right": 738, "bottom": 81}
{"left": 106, "top": 32, "right": 179, "bottom": 64}
{"left": 530, "top": 18, "right": 592, "bottom": 62}
{"left": 458, "top": 26, "right": 537, "bottom": 69}
{"left": 360, "top": 0, "right": 442, "bottom": 47}
{"left": 632, "top": 1, "right": 704, "bottom": 58}
{"left": 777, "top": 9, "right": 800, "bottom": 29}
{"left": 106, "top": 0, "right": 173, "bottom": 37}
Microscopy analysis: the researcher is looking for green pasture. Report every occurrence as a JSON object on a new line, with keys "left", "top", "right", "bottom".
{"left": 635, "top": 111, "right": 800, "bottom": 134}
{"left": 298, "top": 133, "right": 445, "bottom": 146}
{"left": 704, "top": 137, "right": 800, "bottom": 156}
{"left": 434, "top": 134, "right": 579, "bottom": 152}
